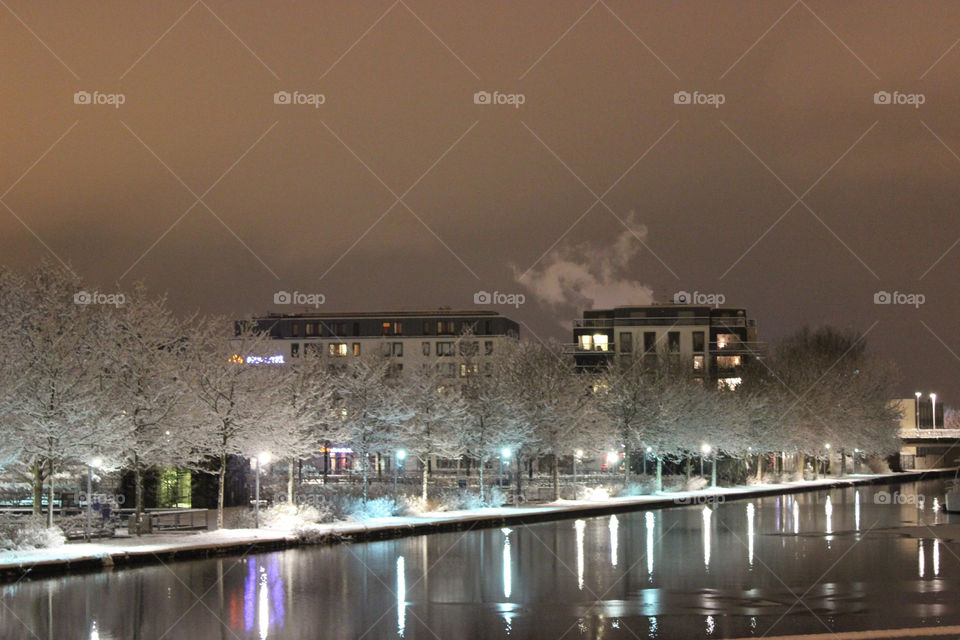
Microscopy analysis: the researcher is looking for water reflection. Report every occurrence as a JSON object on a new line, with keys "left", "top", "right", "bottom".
{"left": 702, "top": 506, "right": 712, "bottom": 570}
{"left": 645, "top": 512, "right": 654, "bottom": 580}
{"left": 397, "top": 555, "right": 406, "bottom": 637}
{"left": 241, "top": 556, "right": 285, "bottom": 638}
{"left": 934, "top": 538, "right": 941, "bottom": 577}
{"left": 609, "top": 515, "right": 619, "bottom": 567}
{"left": 919, "top": 540, "right": 925, "bottom": 578}
{"left": 793, "top": 498, "right": 800, "bottom": 535}
{"left": 502, "top": 528, "right": 512, "bottom": 599}
{"left": 575, "top": 519, "right": 586, "bottom": 590}
{"left": 825, "top": 495, "right": 833, "bottom": 542}
{"left": 705, "top": 614, "right": 715, "bottom": 635}
{"left": 855, "top": 490, "right": 861, "bottom": 532}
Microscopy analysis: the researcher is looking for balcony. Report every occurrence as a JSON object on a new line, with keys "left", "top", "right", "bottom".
{"left": 899, "top": 428, "right": 960, "bottom": 440}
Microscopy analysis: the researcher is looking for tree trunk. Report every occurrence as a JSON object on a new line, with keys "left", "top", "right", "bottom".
{"left": 795, "top": 451, "right": 804, "bottom": 475}
{"left": 217, "top": 452, "right": 226, "bottom": 529}
{"left": 32, "top": 463, "right": 43, "bottom": 516}
{"left": 685, "top": 457, "right": 692, "bottom": 481}
{"left": 46, "top": 458, "right": 55, "bottom": 528}
{"left": 756, "top": 453, "right": 763, "bottom": 482}
{"left": 135, "top": 464, "right": 143, "bottom": 537}
{"left": 622, "top": 444, "right": 630, "bottom": 487}
{"left": 839, "top": 449, "right": 846, "bottom": 477}
{"left": 287, "top": 459, "right": 295, "bottom": 503}
{"left": 362, "top": 455, "right": 369, "bottom": 502}
{"left": 478, "top": 462, "right": 485, "bottom": 501}
{"left": 421, "top": 459, "right": 429, "bottom": 502}
{"left": 516, "top": 454, "right": 523, "bottom": 500}
{"left": 655, "top": 457, "right": 663, "bottom": 493}
{"left": 552, "top": 454, "right": 559, "bottom": 501}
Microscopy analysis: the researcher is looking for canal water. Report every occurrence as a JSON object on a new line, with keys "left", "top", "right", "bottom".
{"left": 2, "top": 478, "right": 957, "bottom": 639}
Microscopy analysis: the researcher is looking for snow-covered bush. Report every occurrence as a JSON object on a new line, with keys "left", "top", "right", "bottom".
{"left": 610, "top": 481, "right": 654, "bottom": 497}
{"left": 865, "top": 457, "right": 891, "bottom": 474}
{"left": 0, "top": 515, "right": 65, "bottom": 551}
{"left": 346, "top": 496, "right": 404, "bottom": 520}
{"left": 582, "top": 486, "right": 611, "bottom": 501}
{"left": 261, "top": 503, "right": 326, "bottom": 529}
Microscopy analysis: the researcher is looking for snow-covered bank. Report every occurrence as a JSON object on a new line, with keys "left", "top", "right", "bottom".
{"left": 1, "top": 469, "right": 952, "bottom": 582}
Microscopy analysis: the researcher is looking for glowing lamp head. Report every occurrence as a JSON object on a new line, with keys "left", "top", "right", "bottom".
{"left": 575, "top": 449, "right": 584, "bottom": 458}
{"left": 646, "top": 446, "right": 652, "bottom": 453}
{"left": 915, "top": 391, "right": 922, "bottom": 398}
{"left": 90, "top": 457, "right": 103, "bottom": 469}
{"left": 501, "top": 448, "right": 511, "bottom": 459}
{"left": 258, "top": 452, "right": 272, "bottom": 465}
{"left": 396, "top": 449, "right": 406, "bottom": 461}
{"left": 824, "top": 443, "right": 831, "bottom": 450}
{"left": 701, "top": 444, "right": 711, "bottom": 455}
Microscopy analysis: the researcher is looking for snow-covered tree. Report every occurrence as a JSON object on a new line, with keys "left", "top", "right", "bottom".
{"left": 181, "top": 316, "right": 291, "bottom": 528}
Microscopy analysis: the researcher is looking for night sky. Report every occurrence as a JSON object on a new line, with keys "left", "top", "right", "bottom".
{"left": 2, "top": 1, "right": 958, "bottom": 403}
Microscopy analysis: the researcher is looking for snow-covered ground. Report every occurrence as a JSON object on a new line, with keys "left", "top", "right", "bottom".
{"left": 0, "top": 470, "right": 949, "bottom": 576}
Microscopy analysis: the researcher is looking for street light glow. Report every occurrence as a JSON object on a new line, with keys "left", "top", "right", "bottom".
{"left": 258, "top": 452, "right": 272, "bottom": 465}
{"left": 396, "top": 449, "right": 407, "bottom": 461}
{"left": 701, "top": 444, "right": 711, "bottom": 455}
{"left": 501, "top": 448, "right": 511, "bottom": 459}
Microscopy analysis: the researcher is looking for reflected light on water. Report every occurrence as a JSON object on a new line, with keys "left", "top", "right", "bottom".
{"left": 397, "top": 556, "right": 406, "bottom": 637}
{"left": 645, "top": 512, "right": 654, "bottom": 579}
{"left": 746, "top": 503, "right": 755, "bottom": 567}
{"left": 609, "top": 515, "right": 619, "bottom": 567}
{"left": 648, "top": 615, "right": 658, "bottom": 638}
{"left": 934, "top": 538, "right": 940, "bottom": 577}
{"left": 702, "top": 507, "right": 712, "bottom": 570}
{"left": 855, "top": 491, "right": 860, "bottom": 532}
{"left": 792, "top": 499, "right": 800, "bottom": 535}
{"left": 258, "top": 567, "right": 269, "bottom": 640}
{"left": 90, "top": 621, "right": 99, "bottom": 640}
{"left": 919, "top": 540, "right": 925, "bottom": 578}
{"left": 705, "top": 614, "right": 715, "bottom": 635}
{"left": 825, "top": 496, "right": 833, "bottom": 540}
{"left": 503, "top": 530, "right": 512, "bottom": 599}
{"left": 575, "top": 519, "right": 586, "bottom": 590}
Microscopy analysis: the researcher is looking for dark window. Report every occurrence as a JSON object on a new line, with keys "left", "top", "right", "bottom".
{"left": 484, "top": 341, "right": 494, "bottom": 355}
{"left": 291, "top": 343, "right": 300, "bottom": 358}
{"left": 304, "top": 343, "right": 322, "bottom": 357}
{"left": 423, "top": 321, "right": 432, "bottom": 335}
{"left": 353, "top": 322, "right": 360, "bottom": 337}
{"left": 643, "top": 331, "right": 656, "bottom": 353}
{"left": 422, "top": 342, "right": 431, "bottom": 356}
{"left": 305, "top": 323, "right": 316, "bottom": 337}
{"left": 392, "top": 342, "right": 403, "bottom": 357}
{"left": 291, "top": 323, "right": 300, "bottom": 337}
{"left": 620, "top": 332, "right": 633, "bottom": 353}
{"left": 437, "top": 341, "right": 455, "bottom": 356}
{"left": 693, "top": 331, "right": 705, "bottom": 353}
{"left": 668, "top": 332, "right": 680, "bottom": 353}
{"left": 484, "top": 321, "right": 491, "bottom": 335}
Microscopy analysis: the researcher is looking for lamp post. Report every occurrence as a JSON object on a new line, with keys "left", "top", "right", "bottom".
{"left": 701, "top": 444, "right": 710, "bottom": 480}
{"left": 499, "top": 448, "right": 511, "bottom": 488}
{"left": 254, "top": 452, "right": 271, "bottom": 529}
{"left": 824, "top": 443, "right": 831, "bottom": 476}
{"left": 915, "top": 391, "right": 922, "bottom": 430}
{"left": 85, "top": 457, "right": 102, "bottom": 541}
{"left": 573, "top": 450, "right": 583, "bottom": 499}
{"left": 394, "top": 449, "right": 406, "bottom": 500}
{"left": 644, "top": 446, "right": 652, "bottom": 476}
{"left": 931, "top": 393, "right": 937, "bottom": 430}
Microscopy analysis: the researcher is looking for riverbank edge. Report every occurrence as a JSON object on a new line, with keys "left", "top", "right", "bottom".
{"left": 2, "top": 468, "right": 953, "bottom": 583}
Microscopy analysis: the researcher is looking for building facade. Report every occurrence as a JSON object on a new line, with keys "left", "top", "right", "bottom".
{"left": 244, "top": 309, "right": 520, "bottom": 379}
{"left": 570, "top": 304, "right": 760, "bottom": 388}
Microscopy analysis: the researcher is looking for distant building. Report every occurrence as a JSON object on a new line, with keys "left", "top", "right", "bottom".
{"left": 570, "top": 304, "right": 761, "bottom": 387}
{"left": 896, "top": 394, "right": 955, "bottom": 470}
{"left": 242, "top": 309, "right": 520, "bottom": 379}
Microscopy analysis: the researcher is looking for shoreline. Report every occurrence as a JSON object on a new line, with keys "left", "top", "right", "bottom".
{"left": 1, "top": 468, "right": 953, "bottom": 583}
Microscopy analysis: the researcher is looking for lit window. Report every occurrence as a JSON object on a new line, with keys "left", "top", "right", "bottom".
{"left": 305, "top": 323, "right": 316, "bottom": 336}
{"left": 460, "top": 363, "right": 479, "bottom": 377}
{"left": 352, "top": 343, "right": 361, "bottom": 356}
{"left": 394, "top": 322, "right": 403, "bottom": 335}
{"left": 591, "top": 334, "right": 609, "bottom": 351}
{"left": 693, "top": 355, "right": 704, "bottom": 371}
{"left": 579, "top": 334, "right": 593, "bottom": 351}
{"left": 382, "top": 322, "right": 391, "bottom": 335}
{"left": 718, "top": 377, "right": 742, "bottom": 390}
{"left": 716, "top": 333, "right": 738, "bottom": 349}
{"left": 717, "top": 355, "right": 741, "bottom": 370}
{"left": 329, "top": 343, "right": 348, "bottom": 357}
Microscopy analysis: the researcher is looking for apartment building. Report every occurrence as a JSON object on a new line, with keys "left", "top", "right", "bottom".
{"left": 571, "top": 304, "right": 760, "bottom": 388}
{"left": 243, "top": 309, "right": 520, "bottom": 379}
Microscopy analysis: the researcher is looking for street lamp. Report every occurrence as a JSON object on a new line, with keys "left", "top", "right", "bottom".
{"left": 701, "top": 444, "right": 711, "bottom": 480}
{"left": 915, "top": 391, "right": 922, "bottom": 430}
{"left": 931, "top": 393, "right": 938, "bottom": 429}
{"left": 394, "top": 449, "right": 406, "bottom": 500}
{"left": 573, "top": 450, "right": 583, "bottom": 499}
{"left": 644, "top": 446, "right": 652, "bottom": 475}
{"left": 499, "top": 448, "right": 511, "bottom": 488}
{"left": 85, "top": 457, "right": 103, "bottom": 540}
{"left": 254, "top": 452, "right": 271, "bottom": 529}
